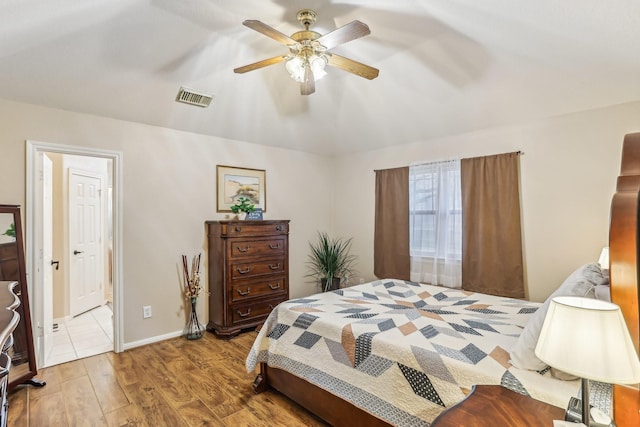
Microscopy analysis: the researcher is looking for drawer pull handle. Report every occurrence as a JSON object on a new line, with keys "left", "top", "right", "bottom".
{"left": 276, "top": 225, "right": 284, "bottom": 231}
{"left": 268, "top": 283, "right": 281, "bottom": 290}
{"left": 269, "top": 243, "right": 281, "bottom": 249}
{"left": 236, "top": 245, "right": 251, "bottom": 252}
{"left": 237, "top": 308, "right": 252, "bottom": 318}
{"left": 237, "top": 287, "right": 251, "bottom": 296}
{"left": 237, "top": 266, "right": 251, "bottom": 274}
{"left": 268, "top": 263, "right": 281, "bottom": 270}
{"left": 235, "top": 226, "right": 242, "bottom": 232}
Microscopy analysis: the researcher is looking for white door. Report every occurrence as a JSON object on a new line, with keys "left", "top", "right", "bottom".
{"left": 34, "top": 153, "right": 54, "bottom": 367}
{"left": 69, "top": 170, "right": 104, "bottom": 317}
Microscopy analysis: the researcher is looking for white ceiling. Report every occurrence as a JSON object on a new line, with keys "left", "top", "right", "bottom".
{"left": 0, "top": 0, "right": 638, "bottom": 156}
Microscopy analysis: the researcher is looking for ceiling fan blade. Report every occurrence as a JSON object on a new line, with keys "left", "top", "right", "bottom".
{"left": 327, "top": 54, "right": 379, "bottom": 80}
{"left": 243, "top": 20, "right": 297, "bottom": 45}
{"left": 234, "top": 55, "right": 287, "bottom": 74}
{"left": 301, "top": 65, "right": 315, "bottom": 95}
{"left": 316, "top": 20, "right": 370, "bottom": 50}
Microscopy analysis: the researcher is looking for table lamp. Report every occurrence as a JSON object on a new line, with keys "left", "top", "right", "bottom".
{"left": 534, "top": 296, "right": 640, "bottom": 426}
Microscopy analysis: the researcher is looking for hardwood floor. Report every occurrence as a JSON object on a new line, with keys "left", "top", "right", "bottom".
{"left": 8, "top": 331, "right": 329, "bottom": 426}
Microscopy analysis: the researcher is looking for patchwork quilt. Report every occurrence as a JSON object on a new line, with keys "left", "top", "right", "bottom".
{"left": 247, "top": 279, "right": 579, "bottom": 426}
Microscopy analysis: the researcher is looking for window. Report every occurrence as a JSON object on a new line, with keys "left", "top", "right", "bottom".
{"left": 409, "top": 160, "right": 462, "bottom": 260}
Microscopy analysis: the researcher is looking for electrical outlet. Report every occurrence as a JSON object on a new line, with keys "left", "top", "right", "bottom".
{"left": 143, "top": 305, "right": 152, "bottom": 319}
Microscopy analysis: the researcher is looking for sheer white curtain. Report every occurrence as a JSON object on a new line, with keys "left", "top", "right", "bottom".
{"left": 409, "top": 160, "right": 462, "bottom": 288}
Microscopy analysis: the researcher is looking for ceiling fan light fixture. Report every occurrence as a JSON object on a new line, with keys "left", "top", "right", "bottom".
{"left": 285, "top": 54, "right": 327, "bottom": 83}
{"left": 234, "top": 10, "right": 378, "bottom": 94}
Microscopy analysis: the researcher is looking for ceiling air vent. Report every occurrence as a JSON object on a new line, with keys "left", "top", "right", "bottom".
{"left": 176, "top": 86, "right": 213, "bottom": 108}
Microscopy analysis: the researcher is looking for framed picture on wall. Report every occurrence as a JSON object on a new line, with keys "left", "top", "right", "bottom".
{"left": 216, "top": 165, "right": 266, "bottom": 212}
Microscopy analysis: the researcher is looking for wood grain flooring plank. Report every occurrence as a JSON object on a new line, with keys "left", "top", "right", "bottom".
{"left": 174, "top": 357, "right": 241, "bottom": 419}
{"left": 175, "top": 399, "right": 226, "bottom": 427}
{"left": 123, "top": 382, "right": 185, "bottom": 426}
{"left": 62, "top": 376, "right": 108, "bottom": 426}
{"left": 83, "top": 353, "right": 130, "bottom": 413}
{"left": 103, "top": 403, "right": 149, "bottom": 427}
{"left": 129, "top": 346, "right": 194, "bottom": 406}
{"left": 56, "top": 358, "right": 87, "bottom": 382}
{"left": 7, "top": 389, "right": 28, "bottom": 427}
{"left": 25, "top": 365, "right": 61, "bottom": 398}
{"left": 246, "top": 390, "right": 328, "bottom": 427}
{"left": 29, "top": 391, "right": 69, "bottom": 427}
{"left": 105, "top": 349, "right": 141, "bottom": 387}
{"left": 221, "top": 407, "right": 268, "bottom": 427}
{"left": 152, "top": 338, "right": 184, "bottom": 363}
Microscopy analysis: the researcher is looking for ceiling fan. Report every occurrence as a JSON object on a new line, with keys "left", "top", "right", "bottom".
{"left": 233, "top": 9, "right": 379, "bottom": 95}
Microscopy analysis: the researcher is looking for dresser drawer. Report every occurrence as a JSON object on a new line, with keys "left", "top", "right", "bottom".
{"left": 231, "top": 296, "right": 287, "bottom": 326}
{"left": 230, "top": 258, "right": 286, "bottom": 280}
{"left": 231, "top": 277, "right": 287, "bottom": 303}
{"left": 221, "top": 221, "right": 288, "bottom": 237}
{"left": 229, "top": 237, "right": 286, "bottom": 259}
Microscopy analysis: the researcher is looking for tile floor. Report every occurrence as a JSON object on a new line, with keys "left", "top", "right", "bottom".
{"left": 45, "top": 303, "right": 113, "bottom": 367}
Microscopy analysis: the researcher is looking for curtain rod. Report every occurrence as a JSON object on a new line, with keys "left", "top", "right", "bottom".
{"left": 373, "top": 151, "right": 523, "bottom": 172}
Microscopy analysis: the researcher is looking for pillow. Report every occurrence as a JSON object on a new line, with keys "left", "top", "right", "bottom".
{"left": 594, "top": 284, "right": 611, "bottom": 302}
{"left": 509, "top": 263, "right": 606, "bottom": 371}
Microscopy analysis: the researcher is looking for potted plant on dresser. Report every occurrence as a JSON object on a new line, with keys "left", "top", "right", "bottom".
{"left": 230, "top": 196, "right": 255, "bottom": 220}
{"left": 306, "top": 231, "right": 357, "bottom": 292}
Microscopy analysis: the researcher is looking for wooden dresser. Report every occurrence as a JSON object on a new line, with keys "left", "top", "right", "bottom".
{"left": 206, "top": 220, "right": 290, "bottom": 338}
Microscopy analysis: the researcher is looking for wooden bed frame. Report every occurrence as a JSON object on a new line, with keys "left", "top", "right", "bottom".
{"left": 610, "top": 132, "right": 640, "bottom": 426}
{"left": 253, "top": 132, "right": 640, "bottom": 426}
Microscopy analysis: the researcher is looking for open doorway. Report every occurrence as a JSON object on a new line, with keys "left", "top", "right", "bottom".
{"left": 26, "top": 141, "right": 123, "bottom": 368}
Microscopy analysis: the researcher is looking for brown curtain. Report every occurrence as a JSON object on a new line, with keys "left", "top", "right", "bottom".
{"left": 374, "top": 167, "right": 410, "bottom": 280}
{"left": 461, "top": 153, "right": 524, "bottom": 297}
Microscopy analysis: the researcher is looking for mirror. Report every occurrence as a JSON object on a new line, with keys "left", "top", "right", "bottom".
{"left": 0, "top": 204, "right": 43, "bottom": 390}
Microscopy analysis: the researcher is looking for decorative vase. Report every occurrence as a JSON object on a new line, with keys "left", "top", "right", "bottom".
{"left": 185, "top": 297, "right": 204, "bottom": 340}
{"left": 236, "top": 212, "right": 247, "bottom": 220}
{"left": 320, "top": 277, "right": 341, "bottom": 292}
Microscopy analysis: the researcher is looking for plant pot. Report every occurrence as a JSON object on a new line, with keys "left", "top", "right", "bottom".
{"left": 235, "top": 212, "right": 247, "bottom": 220}
{"left": 320, "top": 277, "right": 341, "bottom": 292}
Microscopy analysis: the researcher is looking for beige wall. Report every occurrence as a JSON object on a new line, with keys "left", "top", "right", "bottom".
{"left": 0, "top": 98, "right": 334, "bottom": 344}
{"left": 1, "top": 96, "right": 638, "bottom": 347}
{"left": 331, "top": 101, "right": 640, "bottom": 302}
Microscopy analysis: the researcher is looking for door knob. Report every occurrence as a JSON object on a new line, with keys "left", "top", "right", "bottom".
{"left": 73, "top": 250, "right": 83, "bottom": 255}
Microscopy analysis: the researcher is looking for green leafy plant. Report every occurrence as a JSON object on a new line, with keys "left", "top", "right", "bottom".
{"left": 2, "top": 223, "right": 15, "bottom": 239}
{"left": 306, "top": 231, "right": 357, "bottom": 292}
{"left": 230, "top": 197, "right": 255, "bottom": 214}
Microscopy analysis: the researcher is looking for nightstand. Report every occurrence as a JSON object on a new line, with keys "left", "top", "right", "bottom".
{"left": 431, "top": 385, "right": 565, "bottom": 427}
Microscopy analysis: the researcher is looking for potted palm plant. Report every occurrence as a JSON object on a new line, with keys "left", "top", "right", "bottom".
{"left": 306, "top": 231, "right": 357, "bottom": 292}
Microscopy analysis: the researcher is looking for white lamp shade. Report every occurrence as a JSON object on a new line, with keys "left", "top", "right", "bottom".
{"left": 535, "top": 296, "right": 640, "bottom": 384}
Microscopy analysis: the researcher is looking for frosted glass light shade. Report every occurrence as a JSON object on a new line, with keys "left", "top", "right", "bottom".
{"left": 535, "top": 296, "right": 640, "bottom": 384}
{"left": 285, "top": 56, "right": 305, "bottom": 82}
{"left": 285, "top": 54, "right": 327, "bottom": 83}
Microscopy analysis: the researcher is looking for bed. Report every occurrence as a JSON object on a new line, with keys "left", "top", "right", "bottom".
{"left": 248, "top": 132, "right": 640, "bottom": 426}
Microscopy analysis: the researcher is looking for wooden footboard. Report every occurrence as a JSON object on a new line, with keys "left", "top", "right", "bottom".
{"left": 254, "top": 363, "right": 392, "bottom": 427}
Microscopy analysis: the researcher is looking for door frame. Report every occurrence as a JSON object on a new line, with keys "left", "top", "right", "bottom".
{"left": 26, "top": 140, "right": 124, "bottom": 366}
